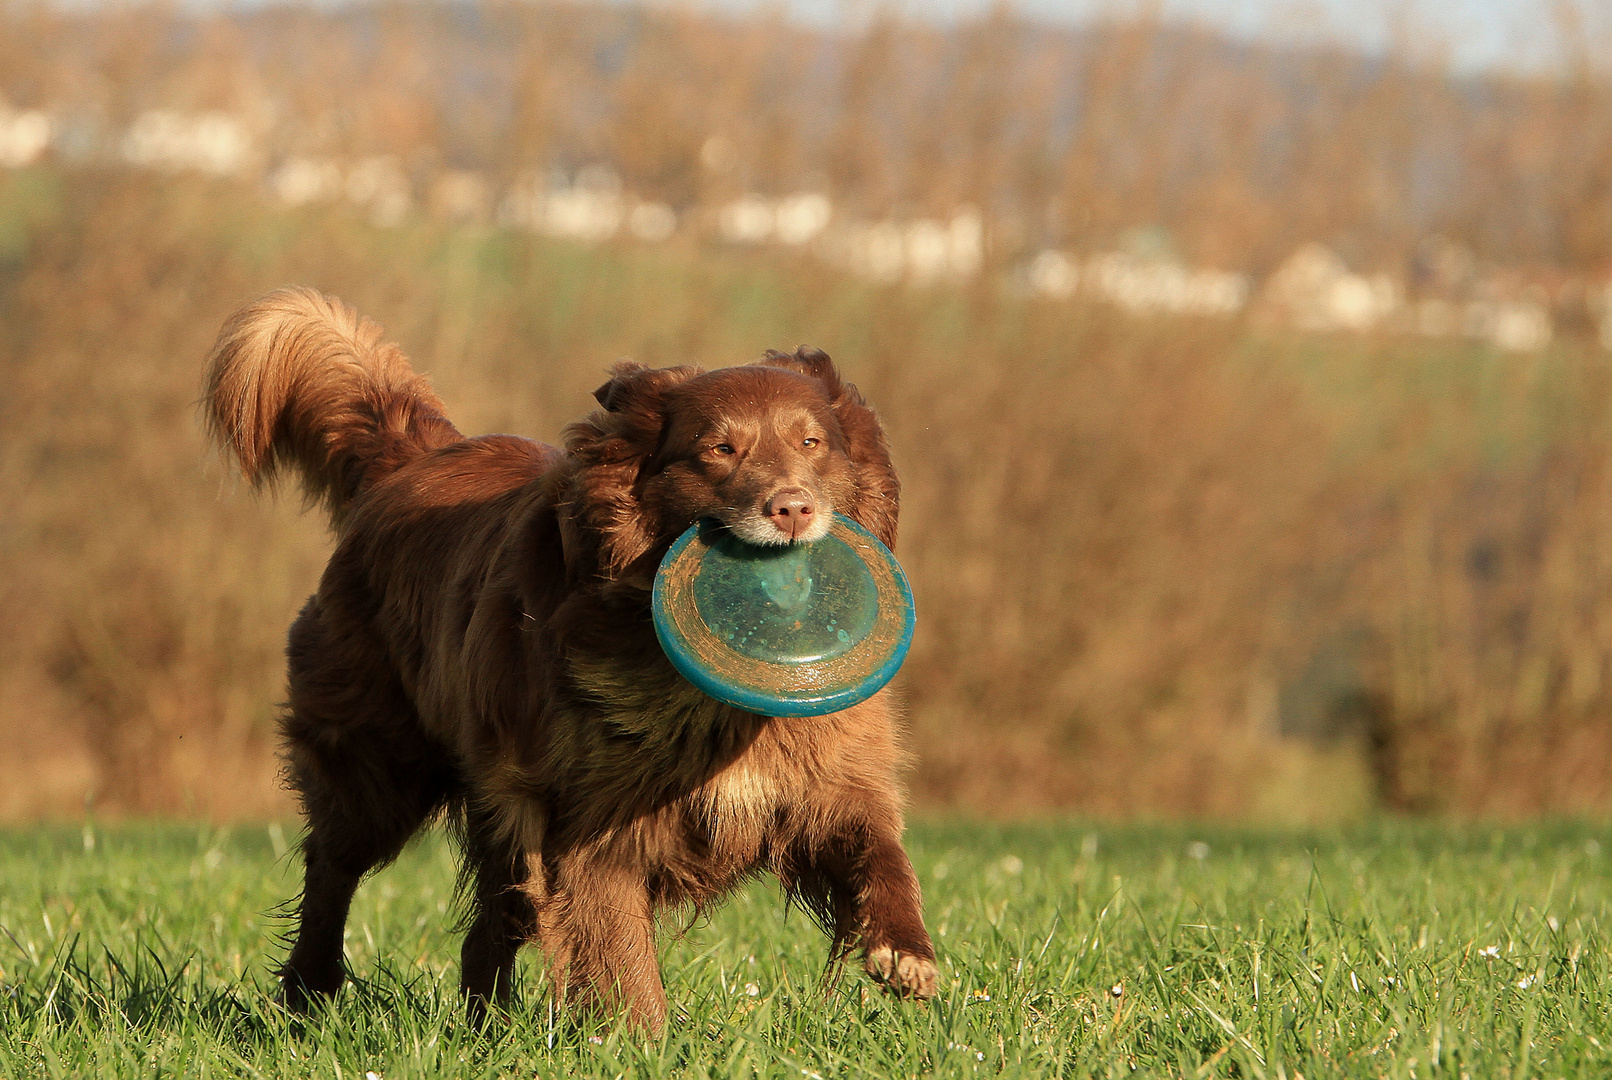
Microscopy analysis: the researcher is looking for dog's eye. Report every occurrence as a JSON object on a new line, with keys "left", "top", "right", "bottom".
{"left": 802, "top": 437, "right": 820, "bottom": 449}
{"left": 712, "top": 443, "right": 736, "bottom": 456}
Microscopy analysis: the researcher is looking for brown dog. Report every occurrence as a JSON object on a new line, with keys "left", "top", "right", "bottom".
{"left": 202, "top": 287, "right": 936, "bottom": 1030}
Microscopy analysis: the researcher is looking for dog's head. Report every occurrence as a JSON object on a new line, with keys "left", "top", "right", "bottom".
{"left": 562, "top": 347, "right": 899, "bottom": 582}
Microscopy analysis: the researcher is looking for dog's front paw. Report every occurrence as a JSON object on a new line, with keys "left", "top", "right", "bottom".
{"left": 864, "top": 945, "right": 939, "bottom": 999}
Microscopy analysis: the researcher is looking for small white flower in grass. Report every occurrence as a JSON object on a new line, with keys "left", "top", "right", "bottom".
{"left": 1478, "top": 945, "right": 1500, "bottom": 959}
{"left": 1185, "top": 841, "right": 1210, "bottom": 861}
{"left": 365, "top": 1073, "right": 382, "bottom": 1080}
{"left": 744, "top": 982, "right": 760, "bottom": 997}
{"left": 1110, "top": 983, "right": 1124, "bottom": 998}
{"left": 1517, "top": 973, "right": 1538, "bottom": 989}
{"left": 1000, "top": 855, "right": 1023, "bottom": 875}
{"left": 1547, "top": 916, "right": 1560, "bottom": 932}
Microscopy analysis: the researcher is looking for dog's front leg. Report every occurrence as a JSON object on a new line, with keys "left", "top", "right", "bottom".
{"left": 532, "top": 858, "right": 667, "bottom": 1033}
{"left": 807, "top": 824, "right": 939, "bottom": 999}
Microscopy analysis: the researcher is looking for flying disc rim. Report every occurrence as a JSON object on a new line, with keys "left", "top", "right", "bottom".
{"left": 652, "top": 514, "right": 915, "bottom": 717}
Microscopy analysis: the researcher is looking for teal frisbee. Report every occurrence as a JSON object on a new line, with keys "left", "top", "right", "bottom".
{"left": 652, "top": 514, "right": 915, "bottom": 716}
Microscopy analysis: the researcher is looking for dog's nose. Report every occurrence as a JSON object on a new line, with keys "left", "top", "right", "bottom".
{"left": 765, "top": 488, "right": 815, "bottom": 539}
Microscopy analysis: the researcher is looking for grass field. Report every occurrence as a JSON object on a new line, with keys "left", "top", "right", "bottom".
{"left": 2, "top": 823, "right": 1610, "bottom": 1077}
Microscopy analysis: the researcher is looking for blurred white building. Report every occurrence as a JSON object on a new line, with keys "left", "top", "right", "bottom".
{"left": 1023, "top": 248, "right": 1248, "bottom": 317}
{"left": 344, "top": 156, "right": 411, "bottom": 226}
{"left": 0, "top": 104, "right": 50, "bottom": 168}
{"left": 269, "top": 157, "right": 342, "bottom": 205}
{"left": 1082, "top": 252, "right": 1248, "bottom": 316}
{"left": 1026, "top": 249, "right": 1079, "bottom": 298}
{"left": 905, "top": 211, "right": 982, "bottom": 283}
{"left": 269, "top": 155, "right": 413, "bottom": 227}
{"left": 627, "top": 201, "right": 677, "bottom": 242}
{"left": 1261, "top": 243, "right": 1400, "bottom": 332}
{"left": 1463, "top": 297, "right": 1552, "bottom": 352}
{"left": 1261, "top": 243, "right": 1555, "bottom": 351}
{"left": 829, "top": 208, "right": 982, "bottom": 285}
{"left": 717, "top": 192, "right": 832, "bottom": 246}
{"left": 500, "top": 168, "right": 676, "bottom": 244}
{"left": 717, "top": 193, "right": 772, "bottom": 243}
{"left": 121, "top": 111, "right": 252, "bottom": 176}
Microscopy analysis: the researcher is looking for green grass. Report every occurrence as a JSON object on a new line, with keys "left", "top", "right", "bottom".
{"left": 2, "top": 821, "right": 1611, "bottom": 1078}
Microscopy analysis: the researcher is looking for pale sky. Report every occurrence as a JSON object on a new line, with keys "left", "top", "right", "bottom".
{"left": 691, "top": 0, "right": 1589, "bottom": 72}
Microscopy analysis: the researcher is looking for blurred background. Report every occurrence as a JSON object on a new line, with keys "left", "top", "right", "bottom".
{"left": 3, "top": 0, "right": 1612, "bottom": 820}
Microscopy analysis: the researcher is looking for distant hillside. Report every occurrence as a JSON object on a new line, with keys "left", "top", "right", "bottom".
{"left": 1, "top": 0, "right": 1609, "bottom": 276}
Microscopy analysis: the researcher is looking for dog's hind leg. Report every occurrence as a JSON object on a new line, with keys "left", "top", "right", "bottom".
{"left": 458, "top": 806, "right": 538, "bottom": 1023}
{"left": 276, "top": 600, "right": 456, "bottom": 1012}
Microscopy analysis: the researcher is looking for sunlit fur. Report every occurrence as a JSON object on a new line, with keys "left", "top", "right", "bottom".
{"left": 202, "top": 286, "right": 933, "bottom": 1031}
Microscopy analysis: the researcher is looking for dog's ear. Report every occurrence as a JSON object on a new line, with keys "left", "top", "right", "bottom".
{"left": 592, "top": 360, "right": 699, "bottom": 416}
{"left": 760, "top": 347, "right": 901, "bottom": 549}
{"left": 592, "top": 362, "right": 646, "bottom": 410}
{"left": 760, "top": 346, "right": 844, "bottom": 395}
{"left": 576, "top": 360, "right": 702, "bottom": 457}
{"left": 563, "top": 360, "right": 702, "bottom": 578}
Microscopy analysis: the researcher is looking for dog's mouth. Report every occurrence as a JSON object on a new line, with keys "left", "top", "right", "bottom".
{"left": 716, "top": 503, "right": 835, "bottom": 547}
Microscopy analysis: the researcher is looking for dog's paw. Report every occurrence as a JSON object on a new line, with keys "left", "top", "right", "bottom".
{"left": 278, "top": 962, "right": 343, "bottom": 1014}
{"left": 864, "top": 945, "right": 939, "bottom": 999}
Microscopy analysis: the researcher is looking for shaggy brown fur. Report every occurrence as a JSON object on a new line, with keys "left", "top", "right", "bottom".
{"left": 202, "top": 286, "right": 935, "bottom": 1030}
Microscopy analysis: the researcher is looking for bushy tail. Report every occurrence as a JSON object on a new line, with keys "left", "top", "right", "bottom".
{"left": 202, "top": 286, "right": 461, "bottom": 525}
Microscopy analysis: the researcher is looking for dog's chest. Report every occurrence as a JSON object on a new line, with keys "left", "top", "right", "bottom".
{"left": 686, "top": 721, "right": 828, "bottom": 864}
{"left": 699, "top": 756, "right": 773, "bottom": 830}
{"left": 567, "top": 649, "right": 824, "bottom": 856}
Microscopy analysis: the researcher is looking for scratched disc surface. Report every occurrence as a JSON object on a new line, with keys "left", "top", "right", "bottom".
{"left": 652, "top": 514, "right": 915, "bottom": 716}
